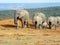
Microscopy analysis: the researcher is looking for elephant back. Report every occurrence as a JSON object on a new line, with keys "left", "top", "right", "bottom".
{"left": 33, "top": 14, "right": 43, "bottom": 25}
{"left": 48, "top": 16, "right": 57, "bottom": 25}
{"left": 16, "top": 10, "right": 29, "bottom": 18}
{"left": 35, "top": 12, "right": 46, "bottom": 21}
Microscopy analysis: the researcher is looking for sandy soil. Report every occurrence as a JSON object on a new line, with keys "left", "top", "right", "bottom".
{"left": 0, "top": 19, "right": 60, "bottom": 45}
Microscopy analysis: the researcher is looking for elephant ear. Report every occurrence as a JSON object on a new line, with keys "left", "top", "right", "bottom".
{"left": 14, "top": 10, "right": 18, "bottom": 24}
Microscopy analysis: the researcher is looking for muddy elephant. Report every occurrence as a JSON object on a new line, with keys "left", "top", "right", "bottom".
{"left": 14, "top": 9, "right": 29, "bottom": 29}
{"left": 32, "top": 12, "right": 46, "bottom": 29}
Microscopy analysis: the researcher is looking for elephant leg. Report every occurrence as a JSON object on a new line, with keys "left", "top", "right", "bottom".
{"left": 24, "top": 21, "right": 26, "bottom": 27}
{"left": 38, "top": 24, "right": 41, "bottom": 29}
{"left": 42, "top": 26, "right": 44, "bottom": 29}
{"left": 16, "top": 23, "right": 18, "bottom": 29}
{"left": 49, "top": 25, "right": 50, "bottom": 29}
{"left": 49, "top": 24, "right": 51, "bottom": 29}
{"left": 22, "top": 19, "right": 24, "bottom": 28}
{"left": 26, "top": 21, "right": 29, "bottom": 28}
{"left": 16, "top": 17, "right": 19, "bottom": 29}
{"left": 43, "top": 27, "right": 46, "bottom": 30}
{"left": 35, "top": 21, "right": 37, "bottom": 29}
{"left": 49, "top": 21, "right": 52, "bottom": 29}
{"left": 37, "top": 24, "right": 39, "bottom": 29}
{"left": 24, "top": 21, "right": 26, "bottom": 25}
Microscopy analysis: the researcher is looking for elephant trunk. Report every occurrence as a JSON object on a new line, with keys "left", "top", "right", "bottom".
{"left": 14, "top": 10, "right": 19, "bottom": 29}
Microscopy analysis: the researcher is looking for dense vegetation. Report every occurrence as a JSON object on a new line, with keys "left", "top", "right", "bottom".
{"left": 0, "top": 6, "right": 60, "bottom": 19}
{"left": 0, "top": 10, "right": 15, "bottom": 19}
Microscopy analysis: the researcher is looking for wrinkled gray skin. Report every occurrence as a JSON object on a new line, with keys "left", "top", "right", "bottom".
{"left": 32, "top": 12, "right": 46, "bottom": 29}
{"left": 14, "top": 10, "right": 29, "bottom": 29}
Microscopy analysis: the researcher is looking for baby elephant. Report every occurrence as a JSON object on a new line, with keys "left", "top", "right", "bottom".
{"left": 14, "top": 9, "right": 29, "bottom": 29}
{"left": 42, "top": 21, "right": 47, "bottom": 29}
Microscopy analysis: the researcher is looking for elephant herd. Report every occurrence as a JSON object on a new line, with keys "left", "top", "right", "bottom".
{"left": 14, "top": 9, "right": 60, "bottom": 29}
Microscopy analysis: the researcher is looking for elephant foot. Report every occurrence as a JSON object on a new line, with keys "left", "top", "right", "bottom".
{"left": 15, "top": 23, "right": 18, "bottom": 29}
{"left": 16, "top": 26, "right": 19, "bottom": 29}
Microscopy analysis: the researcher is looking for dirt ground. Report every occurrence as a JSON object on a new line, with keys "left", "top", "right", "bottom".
{"left": 0, "top": 19, "right": 60, "bottom": 45}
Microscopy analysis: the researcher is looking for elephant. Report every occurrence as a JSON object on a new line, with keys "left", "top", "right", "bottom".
{"left": 56, "top": 16, "right": 60, "bottom": 26}
{"left": 32, "top": 12, "right": 46, "bottom": 29}
{"left": 48, "top": 16, "right": 57, "bottom": 29}
{"left": 14, "top": 9, "right": 29, "bottom": 29}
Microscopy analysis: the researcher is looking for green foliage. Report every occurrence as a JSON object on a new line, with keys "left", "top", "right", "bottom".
{"left": 26, "top": 6, "right": 60, "bottom": 19}
{"left": 0, "top": 10, "right": 15, "bottom": 19}
{"left": 0, "top": 6, "right": 60, "bottom": 19}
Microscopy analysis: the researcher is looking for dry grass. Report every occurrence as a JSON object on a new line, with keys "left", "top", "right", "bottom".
{"left": 0, "top": 19, "right": 60, "bottom": 45}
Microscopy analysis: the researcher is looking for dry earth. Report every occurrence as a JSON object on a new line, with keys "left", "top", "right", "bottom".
{"left": 0, "top": 19, "right": 60, "bottom": 45}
